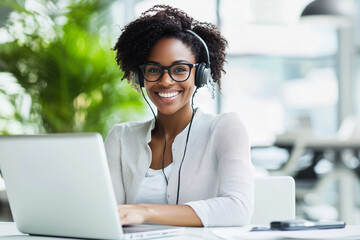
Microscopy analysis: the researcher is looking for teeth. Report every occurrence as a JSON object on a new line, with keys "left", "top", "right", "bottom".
{"left": 158, "top": 92, "right": 180, "bottom": 98}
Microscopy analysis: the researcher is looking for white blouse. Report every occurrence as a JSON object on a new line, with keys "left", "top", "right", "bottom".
{"left": 105, "top": 108, "right": 255, "bottom": 227}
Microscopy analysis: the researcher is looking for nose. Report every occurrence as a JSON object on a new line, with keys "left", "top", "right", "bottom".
{"left": 158, "top": 70, "right": 173, "bottom": 86}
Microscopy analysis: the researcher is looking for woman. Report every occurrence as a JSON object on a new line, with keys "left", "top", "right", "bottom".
{"left": 105, "top": 5, "right": 254, "bottom": 227}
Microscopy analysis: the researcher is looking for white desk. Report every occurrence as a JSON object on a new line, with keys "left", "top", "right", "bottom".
{"left": 1, "top": 222, "right": 360, "bottom": 240}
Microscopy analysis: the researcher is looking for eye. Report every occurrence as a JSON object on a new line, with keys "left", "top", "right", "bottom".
{"left": 172, "top": 65, "right": 189, "bottom": 74}
{"left": 146, "top": 66, "right": 161, "bottom": 74}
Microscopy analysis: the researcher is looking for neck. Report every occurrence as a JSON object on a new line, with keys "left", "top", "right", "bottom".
{"left": 155, "top": 104, "right": 194, "bottom": 140}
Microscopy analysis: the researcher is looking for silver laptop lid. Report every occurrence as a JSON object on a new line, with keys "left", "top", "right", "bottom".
{"left": 0, "top": 133, "right": 123, "bottom": 239}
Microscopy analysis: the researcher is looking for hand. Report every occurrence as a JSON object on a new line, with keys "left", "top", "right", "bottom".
{"left": 117, "top": 204, "right": 149, "bottom": 225}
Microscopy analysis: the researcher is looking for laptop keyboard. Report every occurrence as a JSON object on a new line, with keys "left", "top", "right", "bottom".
{"left": 123, "top": 224, "right": 174, "bottom": 234}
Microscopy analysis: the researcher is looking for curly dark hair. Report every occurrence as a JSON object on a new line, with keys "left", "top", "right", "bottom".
{"left": 113, "top": 5, "right": 228, "bottom": 91}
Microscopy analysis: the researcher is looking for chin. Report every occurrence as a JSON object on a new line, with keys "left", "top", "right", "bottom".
{"left": 157, "top": 106, "right": 181, "bottom": 116}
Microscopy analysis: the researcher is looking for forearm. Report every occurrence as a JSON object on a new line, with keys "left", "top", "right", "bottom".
{"left": 118, "top": 204, "right": 203, "bottom": 227}
{"left": 144, "top": 204, "right": 203, "bottom": 227}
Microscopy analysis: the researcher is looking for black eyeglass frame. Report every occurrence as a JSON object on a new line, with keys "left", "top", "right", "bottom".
{"left": 139, "top": 63, "right": 199, "bottom": 82}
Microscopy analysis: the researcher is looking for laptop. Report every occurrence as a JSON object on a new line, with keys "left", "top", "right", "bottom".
{"left": 0, "top": 133, "right": 184, "bottom": 239}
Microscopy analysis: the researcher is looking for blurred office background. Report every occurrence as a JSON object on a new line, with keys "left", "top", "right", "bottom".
{"left": 1, "top": 0, "right": 360, "bottom": 224}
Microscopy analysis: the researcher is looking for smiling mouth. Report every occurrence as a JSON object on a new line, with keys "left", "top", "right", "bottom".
{"left": 157, "top": 91, "right": 180, "bottom": 98}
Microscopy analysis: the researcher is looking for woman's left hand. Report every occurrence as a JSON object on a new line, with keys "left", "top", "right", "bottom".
{"left": 117, "top": 204, "right": 150, "bottom": 225}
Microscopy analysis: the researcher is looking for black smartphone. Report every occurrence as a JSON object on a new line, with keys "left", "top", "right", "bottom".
{"left": 270, "top": 219, "right": 346, "bottom": 230}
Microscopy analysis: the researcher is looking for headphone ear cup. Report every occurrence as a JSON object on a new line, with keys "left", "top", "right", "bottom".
{"left": 195, "top": 62, "right": 210, "bottom": 88}
{"left": 135, "top": 70, "right": 144, "bottom": 88}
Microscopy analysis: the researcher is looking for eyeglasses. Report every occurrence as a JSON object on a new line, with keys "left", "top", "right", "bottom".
{"left": 139, "top": 63, "right": 198, "bottom": 82}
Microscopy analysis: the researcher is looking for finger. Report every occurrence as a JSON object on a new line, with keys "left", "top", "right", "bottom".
{"left": 120, "top": 214, "right": 130, "bottom": 225}
{"left": 118, "top": 204, "right": 134, "bottom": 210}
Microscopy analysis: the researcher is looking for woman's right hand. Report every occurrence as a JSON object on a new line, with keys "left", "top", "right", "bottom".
{"left": 117, "top": 204, "right": 150, "bottom": 225}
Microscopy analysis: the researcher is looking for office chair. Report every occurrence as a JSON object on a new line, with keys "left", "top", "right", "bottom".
{"left": 251, "top": 176, "right": 296, "bottom": 226}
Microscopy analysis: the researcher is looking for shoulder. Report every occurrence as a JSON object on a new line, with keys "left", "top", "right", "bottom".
{"left": 210, "top": 111, "right": 249, "bottom": 142}
{"left": 195, "top": 109, "right": 246, "bottom": 130}
{"left": 215, "top": 111, "right": 243, "bottom": 124}
{"left": 208, "top": 111, "right": 246, "bottom": 131}
{"left": 114, "top": 119, "right": 153, "bottom": 131}
{"left": 107, "top": 119, "right": 153, "bottom": 139}
{"left": 195, "top": 109, "right": 248, "bottom": 138}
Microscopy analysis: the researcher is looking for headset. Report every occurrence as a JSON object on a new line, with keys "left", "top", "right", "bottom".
{"left": 135, "top": 29, "right": 211, "bottom": 204}
{"left": 134, "top": 29, "right": 211, "bottom": 88}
